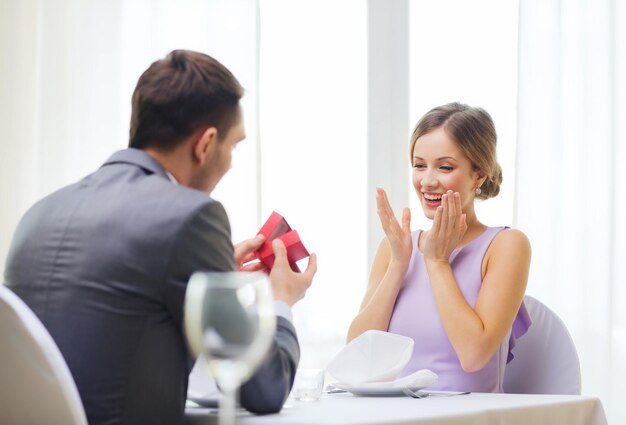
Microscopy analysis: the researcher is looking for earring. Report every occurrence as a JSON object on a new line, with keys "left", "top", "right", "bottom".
{"left": 475, "top": 187, "right": 482, "bottom": 196}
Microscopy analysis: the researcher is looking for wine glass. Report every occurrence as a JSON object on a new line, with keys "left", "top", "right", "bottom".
{"left": 184, "top": 271, "right": 276, "bottom": 425}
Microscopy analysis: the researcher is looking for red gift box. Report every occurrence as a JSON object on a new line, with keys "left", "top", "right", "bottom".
{"left": 256, "top": 211, "right": 310, "bottom": 269}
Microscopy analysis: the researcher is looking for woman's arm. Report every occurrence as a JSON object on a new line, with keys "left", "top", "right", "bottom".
{"left": 347, "top": 188, "right": 413, "bottom": 342}
{"left": 347, "top": 239, "right": 406, "bottom": 341}
{"left": 424, "top": 193, "right": 531, "bottom": 372}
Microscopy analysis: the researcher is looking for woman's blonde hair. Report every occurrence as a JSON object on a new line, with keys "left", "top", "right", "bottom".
{"left": 409, "top": 102, "right": 502, "bottom": 200}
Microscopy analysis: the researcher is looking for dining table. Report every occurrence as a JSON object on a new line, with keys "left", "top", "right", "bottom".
{"left": 185, "top": 390, "right": 608, "bottom": 425}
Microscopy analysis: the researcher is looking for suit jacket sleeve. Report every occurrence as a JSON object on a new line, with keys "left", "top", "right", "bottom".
{"left": 163, "top": 200, "right": 300, "bottom": 414}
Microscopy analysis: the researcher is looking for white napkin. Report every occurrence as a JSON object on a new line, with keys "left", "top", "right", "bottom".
{"left": 326, "top": 330, "right": 438, "bottom": 388}
{"left": 187, "top": 357, "right": 220, "bottom": 399}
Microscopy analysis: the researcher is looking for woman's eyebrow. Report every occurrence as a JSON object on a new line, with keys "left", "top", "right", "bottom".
{"left": 412, "top": 156, "right": 457, "bottom": 161}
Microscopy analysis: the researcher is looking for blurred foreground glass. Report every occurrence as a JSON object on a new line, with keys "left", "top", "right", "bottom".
{"left": 184, "top": 272, "right": 276, "bottom": 425}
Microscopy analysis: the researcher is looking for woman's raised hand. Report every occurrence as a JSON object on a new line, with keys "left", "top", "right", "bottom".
{"left": 422, "top": 190, "right": 467, "bottom": 263}
{"left": 376, "top": 188, "right": 413, "bottom": 268}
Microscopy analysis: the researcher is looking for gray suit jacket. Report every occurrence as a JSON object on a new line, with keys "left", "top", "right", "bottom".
{"left": 4, "top": 148, "right": 300, "bottom": 425}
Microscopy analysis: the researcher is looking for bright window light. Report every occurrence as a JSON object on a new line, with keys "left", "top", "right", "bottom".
{"left": 259, "top": 0, "right": 367, "bottom": 367}
{"left": 409, "top": 0, "right": 519, "bottom": 230}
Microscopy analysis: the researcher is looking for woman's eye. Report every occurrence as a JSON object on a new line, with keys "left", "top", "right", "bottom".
{"left": 413, "top": 164, "right": 426, "bottom": 169}
{"left": 440, "top": 166, "right": 453, "bottom": 171}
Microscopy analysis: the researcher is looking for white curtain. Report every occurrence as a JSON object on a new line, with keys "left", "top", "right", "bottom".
{"left": 0, "top": 0, "right": 259, "bottom": 271}
{"left": 516, "top": 1, "right": 625, "bottom": 422}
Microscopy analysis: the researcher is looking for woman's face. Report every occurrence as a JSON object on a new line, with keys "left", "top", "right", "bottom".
{"left": 412, "top": 127, "right": 484, "bottom": 220}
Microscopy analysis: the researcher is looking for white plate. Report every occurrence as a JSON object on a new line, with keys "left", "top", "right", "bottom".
{"left": 331, "top": 384, "right": 430, "bottom": 397}
{"left": 329, "top": 369, "right": 438, "bottom": 390}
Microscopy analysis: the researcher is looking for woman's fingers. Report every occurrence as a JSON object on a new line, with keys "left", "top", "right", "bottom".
{"left": 375, "top": 188, "right": 413, "bottom": 264}
{"left": 454, "top": 192, "right": 465, "bottom": 236}
{"left": 439, "top": 193, "right": 450, "bottom": 232}
{"left": 441, "top": 191, "right": 464, "bottom": 236}
{"left": 454, "top": 191, "right": 462, "bottom": 215}
{"left": 376, "top": 188, "right": 394, "bottom": 232}
{"left": 376, "top": 188, "right": 402, "bottom": 234}
{"left": 460, "top": 213, "right": 468, "bottom": 236}
{"left": 447, "top": 191, "right": 456, "bottom": 226}
{"left": 402, "top": 207, "right": 411, "bottom": 233}
{"left": 432, "top": 204, "right": 442, "bottom": 236}
{"left": 376, "top": 188, "right": 392, "bottom": 217}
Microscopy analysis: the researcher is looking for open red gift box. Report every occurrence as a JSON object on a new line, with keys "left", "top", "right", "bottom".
{"left": 255, "top": 211, "right": 310, "bottom": 269}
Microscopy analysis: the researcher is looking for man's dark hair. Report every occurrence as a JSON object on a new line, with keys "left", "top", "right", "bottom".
{"left": 129, "top": 50, "right": 244, "bottom": 151}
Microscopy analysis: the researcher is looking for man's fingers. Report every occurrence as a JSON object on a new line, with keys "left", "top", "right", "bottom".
{"left": 248, "top": 234, "right": 265, "bottom": 250}
{"left": 303, "top": 253, "right": 317, "bottom": 278}
{"left": 271, "top": 239, "right": 316, "bottom": 277}
{"left": 272, "top": 239, "right": 289, "bottom": 267}
{"left": 240, "top": 261, "right": 268, "bottom": 273}
{"left": 234, "top": 235, "right": 265, "bottom": 260}
{"left": 239, "top": 251, "right": 259, "bottom": 265}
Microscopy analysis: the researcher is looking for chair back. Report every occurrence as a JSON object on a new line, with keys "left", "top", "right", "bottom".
{"left": 0, "top": 285, "right": 88, "bottom": 425}
{"left": 504, "top": 295, "right": 581, "bottom": 395}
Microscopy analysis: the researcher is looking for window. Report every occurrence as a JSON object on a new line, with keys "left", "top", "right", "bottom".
{"left": 258, "top": 0, "right": 367, "bottom": 366}
{"left": 409, "top": 0, "right": 519, "bottom": 229}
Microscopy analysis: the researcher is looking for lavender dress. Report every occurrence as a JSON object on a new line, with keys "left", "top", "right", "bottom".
{"left": 387, "top": 227, "right": 531, "bottom": 393}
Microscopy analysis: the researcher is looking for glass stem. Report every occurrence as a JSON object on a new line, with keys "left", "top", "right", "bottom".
{"left": 218, "top": 375, "right": 239, "bottom": 425}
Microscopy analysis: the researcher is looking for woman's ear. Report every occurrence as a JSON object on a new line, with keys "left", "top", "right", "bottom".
{"left": 193, "top": 127, "right": 219, "bottom": 164}
{"left": 475, "top": 170, "right": 488, "bottom": 188}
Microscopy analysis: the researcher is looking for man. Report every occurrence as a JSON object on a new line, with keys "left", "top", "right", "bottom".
{"left": 3, "top": 50, "right": 317, "bottom": 425}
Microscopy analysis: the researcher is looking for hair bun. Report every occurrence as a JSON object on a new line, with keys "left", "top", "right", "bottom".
{"left": 478, "top": 163, "right": 502, "bottom": 199}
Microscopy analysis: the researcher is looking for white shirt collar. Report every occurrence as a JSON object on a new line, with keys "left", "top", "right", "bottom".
{"left": 165, "top": 171, "right": 179, "bottom": 184}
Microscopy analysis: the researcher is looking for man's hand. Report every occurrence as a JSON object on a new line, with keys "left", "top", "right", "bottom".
{"left": 269, "top": 239, "right": 317, "bottom": 306}
{"left": 233, "top": 235, "right": 267, "bottom": 272}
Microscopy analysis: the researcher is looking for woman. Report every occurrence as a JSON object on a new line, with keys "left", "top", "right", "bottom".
{"left": 347, "top": 102, "right": 531, "bottom": 392}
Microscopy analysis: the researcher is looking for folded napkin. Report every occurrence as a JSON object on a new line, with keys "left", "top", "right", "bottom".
{"left": 326, "top": 330, "right": 437, "bottom": 388}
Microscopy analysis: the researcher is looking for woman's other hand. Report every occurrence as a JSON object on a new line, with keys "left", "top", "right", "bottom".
{"left": 422, "top": 190, "right": 467, "bottom": 263}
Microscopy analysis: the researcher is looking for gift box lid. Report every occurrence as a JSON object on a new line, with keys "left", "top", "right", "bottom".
{"left": 255, "top": 212, "right": 310, "bottom": 268}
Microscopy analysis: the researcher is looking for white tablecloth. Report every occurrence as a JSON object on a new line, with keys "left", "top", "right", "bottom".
{"left": 185, "top": 392, "right": 608, "bottom": 425}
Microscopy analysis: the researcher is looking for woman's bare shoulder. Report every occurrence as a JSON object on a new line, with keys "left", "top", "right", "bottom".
{"left": 489, "top": 227, "right": 531, "bottom": 258}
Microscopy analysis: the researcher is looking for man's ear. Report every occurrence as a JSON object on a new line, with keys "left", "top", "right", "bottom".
{"left": 193, "top": 127, "right": 219, "bottom": 164}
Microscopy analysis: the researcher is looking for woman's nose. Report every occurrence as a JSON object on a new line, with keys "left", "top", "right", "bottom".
{"left": 420, "top": 169, "right": 437, "bottom": 190}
